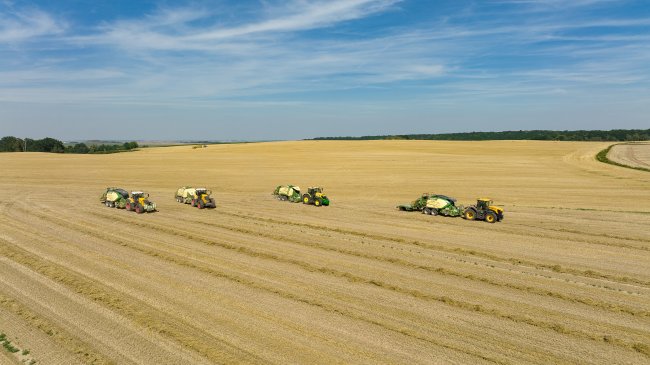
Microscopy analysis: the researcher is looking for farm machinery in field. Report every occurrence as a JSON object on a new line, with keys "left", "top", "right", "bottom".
{"left": 125, "top": 191, "right": 157, "bottom": 214}
{"left": 398, "top": 193, "right": 506, "bottom": 221}
{"left": 463, "top": 198, "right": 504, "bottom": 223}
{"left": 398, "top": 193, "right": 462, "bottom": 216}
{"left": 301, "top": 187, "right": 330, "bottom": 206}
{"left": 100, "top": 187, "right": 129, "bottom": 208}
{"left": 273, "top": 185, "right": 302, "bottom": 202}
{"left": 421, "top": 195, "right": 463, "bottom": 217}
{"left": 175, "top": 186, "right": 216, "bottom": 209}
{"left": 397, "top": 193, "right": 430, "bottom": 212}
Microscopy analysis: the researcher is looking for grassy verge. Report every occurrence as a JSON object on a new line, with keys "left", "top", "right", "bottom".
{"left": 596, "top": 143, "right": 650, "bottom": 172}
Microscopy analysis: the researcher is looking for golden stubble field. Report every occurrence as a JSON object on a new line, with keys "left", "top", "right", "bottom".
{"left": 608, "top": 142, "right": 650, "bottom": 170}
{"left": 0, "top": 140, "right": 649, "bottom": 364}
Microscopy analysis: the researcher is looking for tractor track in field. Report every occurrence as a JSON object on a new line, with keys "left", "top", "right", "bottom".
{"left": 3, "top": 210, "right": 640, "bottom": 365}
{"left": 2, "top": 140, "right": 650, "bottom": 364}
{"left": 0, "top": 220, "right": 405, "bottom": 364}
{"left": 203, "top": 209, "right": 650, "bottom": 289}
{"left": 17, "top": 200, "right": 650, "bottom": 322}
{"left": 10, "top": 202, "right": 650, "bottom": 359}
{"left": 180, "top": 212, "right": 649, "bottom": 317}
{"left": 333, "top": 205, "right": 650, "bottom": 252}
{"left": 0, "top": 237, "right": 271, "bottom": 365}
{"left": 79, "top": 206, "right": 650, "bottom": 318}
{"left": 0, "top": 291, "right": 113, "bottom": 365}
{"left": 0, "top": 206, "right": 613, "bottom": 364}
{"left": 0, "top": 211, "right": 521, "bottom": 364}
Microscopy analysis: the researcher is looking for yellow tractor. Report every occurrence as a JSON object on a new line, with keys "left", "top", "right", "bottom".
{"left": 191, "top": 188, "right": 216, "bottom": 209}
{"left": 463, "top": 198, "right": 503, "bottom": 223}
{"left": 125, "top": 191, "right": 157, "bottom": 214}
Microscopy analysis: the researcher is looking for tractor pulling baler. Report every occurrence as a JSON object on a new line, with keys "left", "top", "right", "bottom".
{"left": 101, "top": 188, "right": 156, "bottom": 213}
{"left": 273, "top": 185, "right": 330, "bottom": 206}
{"left": 175, "top": 186, "right": 216, "bottom": 209}
{"left": 398, "top": 193, "right": 503, "bottom": 223}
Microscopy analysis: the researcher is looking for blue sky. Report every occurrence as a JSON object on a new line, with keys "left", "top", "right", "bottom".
{"left": 1, "top": 0, "right": 649, "bottom": 140}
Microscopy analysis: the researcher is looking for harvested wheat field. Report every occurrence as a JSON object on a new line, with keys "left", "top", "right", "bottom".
{"left": 0, "top": 140, "right": 649, "bottom": 364}
{"left": 608, "top": 143, "right": 650, "bottom": 170}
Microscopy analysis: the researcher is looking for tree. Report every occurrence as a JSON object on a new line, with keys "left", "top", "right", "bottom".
{"left": 122, "top": 141, "right": 138, "bottom": 150}
{"left": 72, "top": 143, "right": 90, "bottom": 154}
{"left": 0, "top": 136, "right": 24, "bottom": 152}
{"left": 37, "top": 138, "right": 65, "bottom": 153}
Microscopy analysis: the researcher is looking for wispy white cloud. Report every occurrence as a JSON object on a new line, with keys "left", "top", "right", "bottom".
{"left": 1, "top": 0, "right": 649, "bottom": 137}
{"left": 0, "top": 8, "right": 65, "bottom": 42}
{"left": 76, "top": 0, "right": 402, "bottom": 51}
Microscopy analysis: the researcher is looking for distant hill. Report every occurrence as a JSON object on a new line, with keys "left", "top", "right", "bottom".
{"left": 311, "top": 129, "right": 650, "bottom": 142}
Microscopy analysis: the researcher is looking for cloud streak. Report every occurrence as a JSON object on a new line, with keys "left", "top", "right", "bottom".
{"left": 1, "top": 0, "right": 649, "bottom": 139}
{"left": 0, "top": 7, "right": 65, "bottom": 42}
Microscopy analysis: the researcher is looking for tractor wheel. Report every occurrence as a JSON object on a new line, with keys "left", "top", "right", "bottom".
{"left": 135, "top": 204, "right": 144, "bottom": 214}
{"left": 104, "top": 201, "right": 109, "bottom": 207}
{"left": 421, "top": 208, "right": 427, "bottom": 214}
{"left": 315, "top": 198, "right": 322, "bottom": 207}
{"left": 464, "top": 209, "right": 475, "bottom": 220}
{"left": 302, "top": 194, "right": 310, "bottom": 204}
{"left": 431, "top": 209, "right": 438, "bottom": 216}
{"left": 210, "top": 199, "right": 216, "bottom": 207}
{"left": 126, "top": 202, "right": 132, "bottom": 211}
{"left": 485, "top": 212, "right": 497, "bottom": 223}
{"left": 191, "top": 199, "right": 196, "bottom": 207}
{"left": 198, "top": 200, "right": 204, "bottom": 209}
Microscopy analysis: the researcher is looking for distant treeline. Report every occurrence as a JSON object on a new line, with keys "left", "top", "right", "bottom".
{"left": 312, "top": 129, "right": 650, "bottom": 141}
{"left": 0, "top": 136, "right": 138, "bottom": 154}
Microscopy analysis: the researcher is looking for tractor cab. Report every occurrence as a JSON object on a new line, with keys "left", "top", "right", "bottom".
{"left": 479, "top": 198, "right": 504, "bottom": 215}
{"left": 308, "top": 187, "right": 323, "bottom": 195}
{"left": 477, "top": 198, "right": 492, "bottom": 210}
{"left": 130, "top": 191, "right": 153, "bottom": 206}
{"left": 130, "top": 191, "right": 149, "bottom": 201}
{"left": 194, "top": 188, "right": 210, "bottom": 197}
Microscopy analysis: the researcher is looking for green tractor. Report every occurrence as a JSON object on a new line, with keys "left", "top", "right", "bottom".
{"left": 273, "top": 185, "right": 302, "bottom": 203}
{"left": 302, "top": 187, "right": 330, "bottom": 207}
{"left": 125, "top": 191, "right": 157, "bottom": 214}
{"left": 463, "top": 198, "right": 504, "bottom": 223}
{"left": 100, "top": 187, "right": 129, "bottom": 209}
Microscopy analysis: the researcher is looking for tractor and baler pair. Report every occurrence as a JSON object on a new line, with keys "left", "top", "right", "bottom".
{"left": 100, "top": 188, "right": 157, "bottom": 214}
{"left": 398, "top": 194, "right": 504, "bottom": 223}
{"left": 175, "top": 187, "right": 216, "bottom": 209}
{"left": 273, "top": 185, "right": 330, "bottom": 207}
